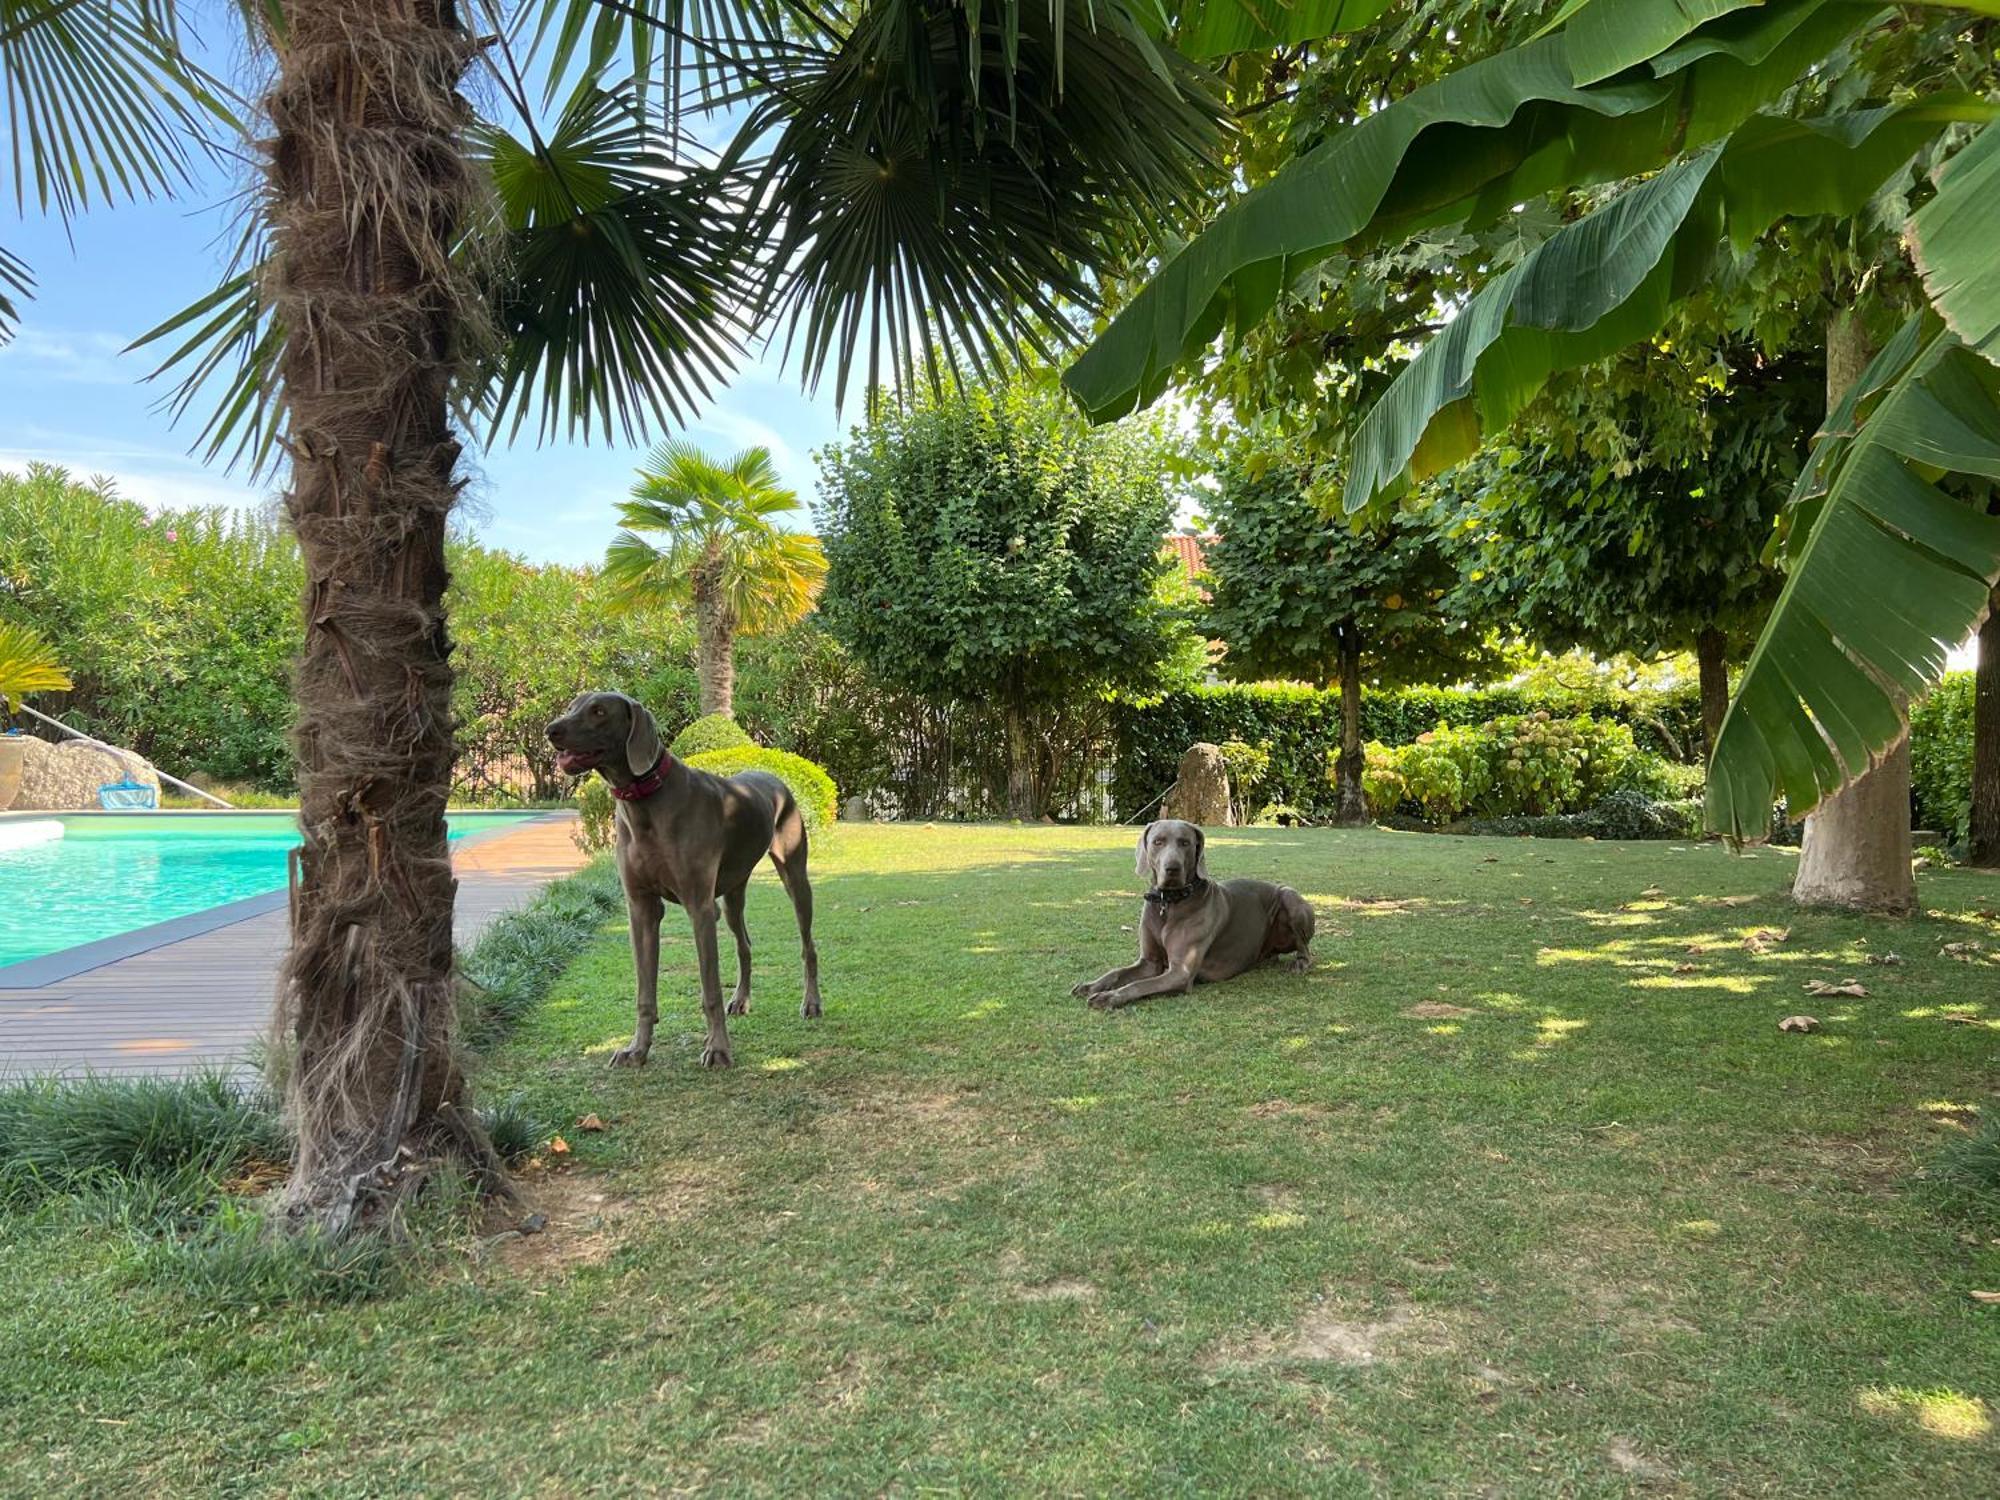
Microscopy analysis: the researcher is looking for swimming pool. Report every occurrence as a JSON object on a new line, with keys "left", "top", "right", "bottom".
{"left": 0, "top": 812, "right": 541, "bottom": 976}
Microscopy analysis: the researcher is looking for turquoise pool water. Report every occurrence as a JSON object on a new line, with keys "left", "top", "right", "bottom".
{"left": 0, "top": 813, "right": 536, "bottom": 971}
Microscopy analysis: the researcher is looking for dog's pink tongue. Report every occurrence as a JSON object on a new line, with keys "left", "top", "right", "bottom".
{"left": 556, "top": 749, "right": 595, "bottom": 775}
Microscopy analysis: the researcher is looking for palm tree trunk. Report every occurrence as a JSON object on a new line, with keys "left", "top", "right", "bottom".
{"left": 1695, "top": 625, "right": 1728, "bottom": 761}
{"left": 695, "top": 584, "right": 736, "bottom": 718}
{"left": 1794, "top": 307, "right": 1915, "bottom": 914}
{"left": 266, "top": 0, "right": 490, "bottom": 1232}
{"left": 1331, "top": 632, "right": 1369, "bottom": 826}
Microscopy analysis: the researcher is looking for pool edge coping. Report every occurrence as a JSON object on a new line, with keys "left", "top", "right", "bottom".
{"left": 0, "top": 811, "right": 570, "bottom": 991}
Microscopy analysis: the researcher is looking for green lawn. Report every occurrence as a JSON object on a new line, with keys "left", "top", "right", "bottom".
{"left": 4, "top": 824, "right": 1997, "bottom": 1495}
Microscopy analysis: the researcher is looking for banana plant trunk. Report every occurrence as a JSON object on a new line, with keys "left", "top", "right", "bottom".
{"left": 1331, "top": 633, "right": 1370, "bottom": 827}
{"left": 267, "top": 0, "right": 492, "bottom": 1232}
{"left": 1793, "top": 308, "right": 1916, "bottom": 914}
{"left": 695, "top": 582, "right": 736, "bottom": 718}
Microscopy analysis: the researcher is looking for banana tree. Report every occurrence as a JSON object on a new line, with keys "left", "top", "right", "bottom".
{"left": 1069, "top": 0, "right": 2000, "bottom": 911}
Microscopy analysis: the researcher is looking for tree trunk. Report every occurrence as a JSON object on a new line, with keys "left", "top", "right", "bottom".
{"left": 267, "top": 0, "right": 492, "bottom": 1232}
{"left": 1794, "top": 306, "right": 1915, "bottom": 914}
{"left": 695, "top": 583, "right": 736, "bottom": 718}
{"left": 1002, "top": 699, "right": 1041, "bottom": 819}
{"left": 1332, "top": 633, "right": 1369, "bottom": 827}
{"left": 1969, "top": 589, "right": 2000, "bottom": 866}
{"left": 1695, "top": 625, "right": 1729, "bottom": 760}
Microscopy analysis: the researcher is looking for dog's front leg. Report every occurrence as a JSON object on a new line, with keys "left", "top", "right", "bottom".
{"left": 1091, "top": 963, "right": 1197, "bottom": 1010}
{"left": 688, "top": 896, "right": 733, "bottom": 1068}
{"left": 611, "top": 891, "right": 665, "bottom": 1066}
{"left": 1072, "top": 959, "right": 1161, "bottom": 998}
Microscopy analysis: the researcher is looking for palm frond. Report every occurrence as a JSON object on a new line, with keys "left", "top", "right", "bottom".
{"left": 0, "top": 617, "right": 72, "bottom": 710}
{"left": 0, "top": 242, "right": 32, "bottom": 345}
{"left": 1707, "top": 316, "right": 2000, "bottom": 837}
{"left": 474, "top": 85, "right": 751, "bottom": 445}
{"left": 743, "top": 0, "right": 1224, "bottom": 405}
{"left": 0, "top": 0, "right": 237, "bottom": 225}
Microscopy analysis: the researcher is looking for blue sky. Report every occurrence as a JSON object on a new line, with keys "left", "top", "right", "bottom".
{"left": 0, "top": 27, "right": 848, "bottom": 566}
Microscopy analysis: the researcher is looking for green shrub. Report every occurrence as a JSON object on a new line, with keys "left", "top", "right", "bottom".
{"left": 670, "top": 713, "right": 754, "bottom": 758}
{"left": 1112, "top": 681, "right": 1704, "bottom": 820}
{"left": 0, "top": 1071, "right": 287, "bottom": 1206}
{"left": 1456, "top": 792, "right": 1703, "bottom": 841}
{"left": 1217, "top": 739, "right": 1271, "bottom": 815}
{"left": 684, "top": 746, "right": 839, "bottom": 830}
{"left": 1910, "top": 671, "right": 1974, "bottom": 840}
{"left": 1359, "top": 741, "right": 1404, "bottom": 814}
{"left": 478, "top": 1094, "right": 553, "bottom": 1165}
{"left": 1360, "top": 714, "right": 1672, "bottom": 824}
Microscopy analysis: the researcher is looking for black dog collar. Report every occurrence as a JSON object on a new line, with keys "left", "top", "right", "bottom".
{"left": 1146, "top": 877, "right": 1208, "bottom": 909}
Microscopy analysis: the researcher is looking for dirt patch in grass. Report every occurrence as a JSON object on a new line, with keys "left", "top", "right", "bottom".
{"left": 1404, "top": 1002, "right": 1476, "bottom": 1020}
{"left": 1209, "top": 1293, "right": 1462, "bottom": 1371}
{"left": 485, "top": 1166, "right": 704, "bottom": 1277}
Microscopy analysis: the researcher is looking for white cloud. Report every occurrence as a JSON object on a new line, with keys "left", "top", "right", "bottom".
{"left": 0, "top": 440, "right": 269, "bottom": 514}
{"left": 0, "top": 327, "right": 137, "bottom": 385}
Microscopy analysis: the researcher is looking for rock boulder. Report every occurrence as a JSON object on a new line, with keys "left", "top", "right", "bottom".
{"left": 15, "top": 736, "right": 163, "bottom": 810}
{"left": 1162, "top": 742, "right": 1233, "bottom": 827}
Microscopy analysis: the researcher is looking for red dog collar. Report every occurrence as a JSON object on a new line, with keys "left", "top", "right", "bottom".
{"left": 611, "top": 754, "right": 672, "bottom": 802}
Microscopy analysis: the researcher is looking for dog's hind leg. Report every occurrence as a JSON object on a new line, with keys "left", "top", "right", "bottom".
{"left": 723, "top": 883, "right": 753, "bottom": 1016}
{"left": 768, "top": 804, "right": 822, "bottom": 1019}
{"left": 1279, "top": 888, "right": 1316, "bottom": 975}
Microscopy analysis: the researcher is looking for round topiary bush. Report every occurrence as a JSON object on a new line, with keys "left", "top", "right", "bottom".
{"left": 670, "top": 713, "right": 754, "bottom": 758}
{"left": 684, "top": 746, "right": 839, "bottom": 830}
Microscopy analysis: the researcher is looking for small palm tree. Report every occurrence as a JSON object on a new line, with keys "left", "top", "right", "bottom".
{"left": 0, "top": 619, "right": 71, "bottom": 713}
{"left": 606, "top": 444, "right": 827, "bottom": 719}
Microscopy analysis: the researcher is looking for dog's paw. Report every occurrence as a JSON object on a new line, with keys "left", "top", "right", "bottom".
{"left": 1288, "top": 954, "right": 1312, "bottom": 975}
{"left": 608, "top": 1043, "right": 650, "bottom": 1068}
{"left": 1070, "top": 981, "right": 1096, "bottom": 999}
{"left": 1087, "top": 991, "right": 1119, "bottom": 1012}
{"left": 699, "top": 1042, "right": 734, "bottom": 1069}
{"left": 725, "top": 995, "right": 750, "bottom": 1017}
{"left": 801, "top": 996, "right": 823, "bottom": 1020}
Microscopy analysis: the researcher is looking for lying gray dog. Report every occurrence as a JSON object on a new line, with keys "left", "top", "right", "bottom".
{"left": 1071, "top": 818, "right": 1315, "bottom": 1010}
{"left": 546, "top": 691, "right": 821, "bottom": 1068}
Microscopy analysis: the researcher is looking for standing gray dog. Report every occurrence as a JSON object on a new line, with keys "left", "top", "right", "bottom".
{"left": 1071, "top": 819, "right": 1315, "bottom": 1010}
{"left": 546, "top": 691, "right": 821, "bottom": 1068}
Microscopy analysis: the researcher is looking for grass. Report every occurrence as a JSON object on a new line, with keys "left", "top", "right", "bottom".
{"left": 2, "top": 824, "right": 1997, "bottom": 1494}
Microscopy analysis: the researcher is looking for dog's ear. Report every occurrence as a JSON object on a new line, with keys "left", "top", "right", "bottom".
{"left": 1135, "top": 823, "right": 1154, "bottom": 876}
{"left": 1193, "top": 825, "right": 1210, "bottom": 879}
{"left": 622, "top": 695, "right": 662, "bottom": 776}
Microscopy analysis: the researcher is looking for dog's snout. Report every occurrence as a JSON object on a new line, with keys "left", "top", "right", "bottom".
{"left": 545, "top": 721, "right": 566, "bottom": 746}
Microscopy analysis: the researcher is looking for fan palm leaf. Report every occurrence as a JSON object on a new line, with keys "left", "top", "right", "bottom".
{"left": 0, "top": 618, "right": 72, "bottom": 710}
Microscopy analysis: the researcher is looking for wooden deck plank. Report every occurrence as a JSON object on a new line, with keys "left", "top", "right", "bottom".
{"left": 0, "top": 815, "right": 588, "bottom": 1079}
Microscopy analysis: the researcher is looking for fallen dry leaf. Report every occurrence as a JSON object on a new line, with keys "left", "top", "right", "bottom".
{"left": 1971, "top": 1291, "right": 2000, "bottom": 1304}
{"left": 1941, "top": 941, "right": 1985, "bottom": 962}
{"left": 1803, "top": 980, "right": 1868, "bottom": 998}
{"left": 1940, "top": 1011, "right": 1982, "bottom": 1026}
{"left": 548, "top": 1135, "right": 571, "bottom": 1156}
{"left": 1673, "top": 963, "right": 1699, "bottom": 975}
{"left": 577, "top": 1114, "right": 606, "bottom": 1132}
{"left": 1640, "top": 885, "right": 1665, "bottom": 899}
{"left": 1865, "top": 952, "right": 1904, "bottom": 966}
{"left": 1684, "top": 944, "right": 1707, "bottom": 956}
{"left": 1405, "top": 1002, "right": 1475, "bottom": 1020}
{"left": 1778, "top": 1015, "right": 1821, "bottom": 1033}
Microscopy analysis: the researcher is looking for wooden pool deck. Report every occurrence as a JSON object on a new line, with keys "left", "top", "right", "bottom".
{"left": 0, "top": 813, "right": 588, "bottom": 1079}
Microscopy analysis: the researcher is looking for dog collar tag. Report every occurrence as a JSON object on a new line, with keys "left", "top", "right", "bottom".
{"left": 611, "top": 754, "right": 672, "bottom": 802}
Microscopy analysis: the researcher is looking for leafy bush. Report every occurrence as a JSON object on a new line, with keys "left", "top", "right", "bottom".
{"left": 670, "top": 713, "right": 754, "bottom": 757}
{"left": 684, "top": 746, "right": 839, "bottom": 830}
{"left": 0, "top": 1070, "right": 287, "bottom": 1206}
{"left": 574, "top": 778, "right": 615, "bottom": 853}
{"left": 1456, "top": 792, "right": 1703, "bottom": 841}
{"left": 1217, "top": 739, "right": 1271, "bottom": 816}
{"left": 1910, "top": 671, "right": 1973, "bottom": 840}
{"left": 1360, "top": 713, "right": 1670, "bottom": 823}
{"left": 1359, "top": 742, "right": 1404, "bottom": 814}
{"left": 1112, "top": 681, "right": 1704, "bottom": 820}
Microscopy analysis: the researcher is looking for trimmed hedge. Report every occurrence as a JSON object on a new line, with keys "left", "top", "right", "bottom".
{"left": 1112, "top": 683, "right": 1704, "bottom": 821}
{"left": 684, "top": 746, "right": 839, "bottom": 831}
{"left": 670, "top": 713, "right": 754, "bottom": 758}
